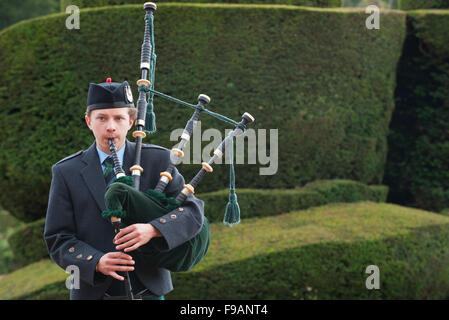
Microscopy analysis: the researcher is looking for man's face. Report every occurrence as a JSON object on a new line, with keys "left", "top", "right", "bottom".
{"left": 85, "top": 108, "right": 134, "bottom": 154}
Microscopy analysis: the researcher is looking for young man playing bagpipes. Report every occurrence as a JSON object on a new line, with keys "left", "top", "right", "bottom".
{"left": 44, "top": 79, "right": 205, "bottom": 300}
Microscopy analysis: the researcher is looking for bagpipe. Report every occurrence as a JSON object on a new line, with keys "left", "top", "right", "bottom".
{"left": 101, "top": 1, "right": 255, "bottom": 298}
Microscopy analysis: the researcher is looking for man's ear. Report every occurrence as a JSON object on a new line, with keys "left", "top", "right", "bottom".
{"left": 85, "top": 115, "right": 92, "bottom": 130}
{"left": 129, "top": 117, "right": 135, "bottom": 129}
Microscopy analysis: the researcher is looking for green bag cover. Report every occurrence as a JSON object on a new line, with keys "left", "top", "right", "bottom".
{"left": 102, "top": 180, "right": 210, "bottom": 272}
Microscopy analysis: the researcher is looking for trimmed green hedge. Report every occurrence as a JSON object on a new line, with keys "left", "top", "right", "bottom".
{"left": 0, "top": 4, "right": 406, "bottom": 222}
{"left": 169, "top": 202, "right": 449, "bottom": 299}
{"left": 0, "top": 209, "right": 21, "bottom": 233}
{"left": 7, "top": 218, "right": 49, "bottom": 268}
{"left": 384, "top": 10, "right": 449, "bottom": 212}
{"left": 170, "top": 228, "right": 449, "bottom": 299}
{"left": 0, "top": 259, "right": 67, "bottom": 300}
{"left": 5, "top": 202, "right": 449, "bottom": 299}
{"left": 7, "top": 180, "right": 387, "bottom": 267}
{"left": 202, "top": 179, "right": 388, "bottom": 223}
{"left": 303, "top": 179, "right": 388, "bottom": 203}
{"left": 399, "top": 0, "right": 449, "bottom": 10}
{"left": 0, "top": 210, "right": 22, "bottom": 274}
{"left": 60, "top": 0, "right": 343, "bottom": 11}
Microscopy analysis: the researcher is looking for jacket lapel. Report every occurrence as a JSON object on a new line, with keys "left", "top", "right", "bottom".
{"left": 80, "top": 140, "right": 137, "bottom": 211}
{"left": 80, "top": 142, "right": 107, "bottom": 211}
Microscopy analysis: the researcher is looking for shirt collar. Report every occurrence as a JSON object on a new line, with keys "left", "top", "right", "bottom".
{"left": 96, "top": 142, "right": 126, "bottom": 167}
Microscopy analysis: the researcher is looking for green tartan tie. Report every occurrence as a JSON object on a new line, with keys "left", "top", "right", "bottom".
{"left": 103, "top": 157, "right": 115, "bottom": 185}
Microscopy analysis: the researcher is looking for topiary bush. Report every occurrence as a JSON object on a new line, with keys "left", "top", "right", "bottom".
{"left": 0, "top": 209, "right": 23, "bottom": 274}
{"left": 9, "top": 202, "right": 449, "bottom": 299}
{"left": 398, "top": 0, "right": 449, "bottom": 10}
{"left": 7, "top": 218, "right": 49, "bottom": 268}
{"left": 202, "top": 179, "right": 387, "bottom": 222}
{"left": 384, "top": 10, "right": 449, "bottom": 212}
{"left": 168, "top": 202, "right": 449, "bottom": 299}
{"left": 0, "top": 4, "right": 406, "bottom": 222}
{"left": 60, "top": 0, "right": 343, "bottom": 11}
{"left": 303, "top": 179, "right": 388, "bottom": 203}
{"left": 7, "top": 180, "right": 387, "bottom": 267}
{"left": 0, "top": 259, "right": 68, "bottom": 300}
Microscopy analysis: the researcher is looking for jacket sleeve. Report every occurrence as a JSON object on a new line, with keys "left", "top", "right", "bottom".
{"left": 148, "top": 164, "right": 205, "bottom": 252}
{"left": 44, "top": 164, "right": 107, "bottom": 287}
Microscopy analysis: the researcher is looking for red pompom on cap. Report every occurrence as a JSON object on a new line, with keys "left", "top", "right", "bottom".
{"left": 106, "top": 78, "right": 112, "bottom": 83}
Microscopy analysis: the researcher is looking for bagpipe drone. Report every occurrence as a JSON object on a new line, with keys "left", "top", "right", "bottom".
{"left": 100, "top": 2, "right": 255, "bottom": 298}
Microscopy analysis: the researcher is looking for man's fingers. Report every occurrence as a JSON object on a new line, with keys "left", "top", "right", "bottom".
{"left": 109, "top": 272, "right": 125, "bottom": 281}
{"left": 124, "top": 242, "right": 141, "bottom": 253}
{"left": 109, "top": 258, "right": 135, "bottom": 265}
{"left": 96, "top": 252, "right": 136, "bottom": 279}
{"left": 106, "top": 264, "right": 134, "bottom": 272}
{"left": 116, "top": 238, "right": 139, "bottom": 251}
{"left": 114, "top": 225, "right": 135, "bottom": 241}
{"left": 107, "top": 252, "right": 133, "bottom": 260}
{"left": 114, "top": 231, "right": 138, "bottom": 245}
{"left": 113, "top": 265, "right": 135, "bottom": 272}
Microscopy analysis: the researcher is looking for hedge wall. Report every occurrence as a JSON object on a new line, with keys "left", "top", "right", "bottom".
{"left": 202, "top": 179, "right": 388, "bottom": 222}
{"left": 0, "top": 259, "right": 68, "bottom": 300}
{"left": 7, "top": 218, "right": 49, "bottom": 268}
{"left": 169, "top": 202, "right": 449, "bottom": 299}
{"left": 6, "top": 202, "right": 449, "bottom": 299}
{"left": 0, "top": 4, "right": 405, "bottom": 221}
{"left": 60, "top": 0, "right": 343, "bottom": 11}
{"left": 398, "top": 0, "right": 449, "bottom": 10}
{"left": 384, "top": 10, "right": 449, "bottom": 212}
{"left": 8, "top": 180, "right": 387, "bottom": 267}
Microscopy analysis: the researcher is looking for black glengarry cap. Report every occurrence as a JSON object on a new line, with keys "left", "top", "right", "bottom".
{"left": 87, "top": 78, "right": 135, "bottom": 111}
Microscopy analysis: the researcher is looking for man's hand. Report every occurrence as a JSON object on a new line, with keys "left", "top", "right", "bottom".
{"left": 96, "top": 252, "right": 135, "bottom": 281}
{"left": 114, "top": 223, "right": 162, "bottom": 253}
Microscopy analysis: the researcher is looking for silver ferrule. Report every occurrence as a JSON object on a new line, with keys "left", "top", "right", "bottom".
{"left": 181, "top": 188, "right": 192, "bottom": 197}
{"left": 160, "top": 176, "right": 170, "bottom": 184}
{"left": 140, "top": 62, "right": 150, "bottom": 70}
{"left": 181, "top": 132, "right": 191, "bottom": 141}
{"left": 214, "top": 149, "right": 223, "bottom": 158}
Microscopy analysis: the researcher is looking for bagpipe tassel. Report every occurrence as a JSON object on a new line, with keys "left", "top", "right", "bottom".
{"left": 145, "top": 102, "right": 157, "bottom": 133}
{"left": 223, "top": 135, "right": 240, "bottom": 226}
{"left": 224, "top": 190, "right": 240, "bottom": 226}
